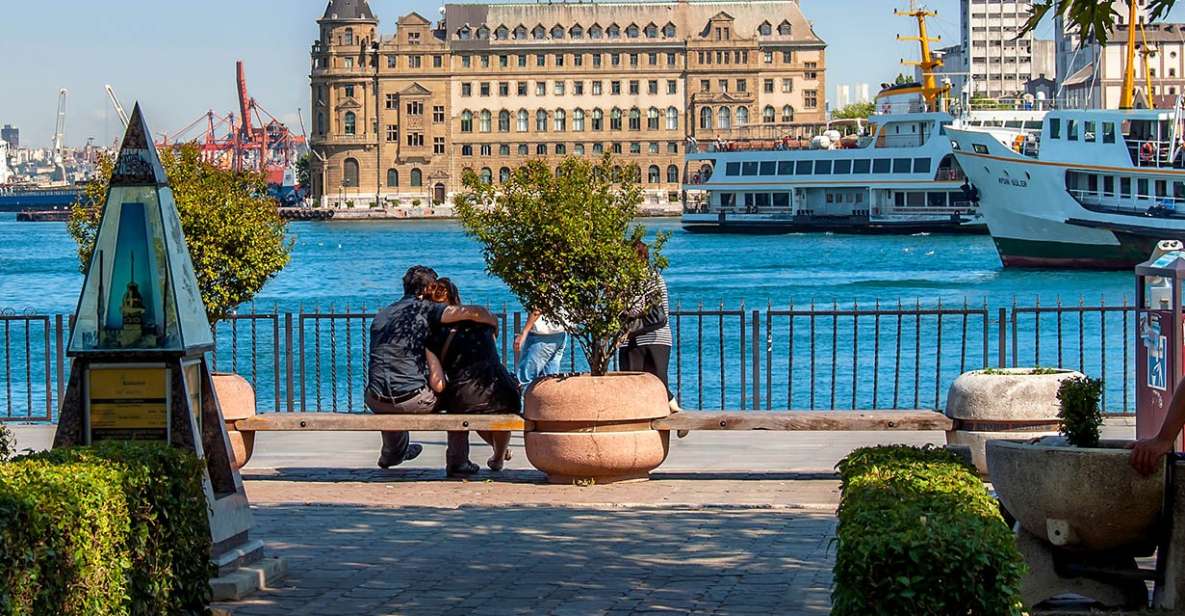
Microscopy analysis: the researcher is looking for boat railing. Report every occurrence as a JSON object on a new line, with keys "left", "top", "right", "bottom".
{"left": 1125, "top": 139, "right": 1183, "bottom": 169}
{"left": 935, "top": 169, "right": 965, "bottom": 182}
{"left": 1068, "top": 188, "right": 1185, "bottom": 218}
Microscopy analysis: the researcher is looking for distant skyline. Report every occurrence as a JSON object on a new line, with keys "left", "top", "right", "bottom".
{"left": 4, "top": 0, "right": 1185, "bottom": 148}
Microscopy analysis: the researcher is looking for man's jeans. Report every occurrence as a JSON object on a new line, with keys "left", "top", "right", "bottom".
{"left": 517, "top": 332, "right": 568, "bottom": 384}
{"left": 365, "top": 388, "right": 471, "bottom": 469}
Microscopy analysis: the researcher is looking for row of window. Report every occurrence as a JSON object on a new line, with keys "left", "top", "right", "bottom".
{"left": 698, "top": 106, "right": 798, "bottom": 129}
{"left": 1067, "top": 171, "right": 1185, "bottom": 201}
{"left": 722, "top": 157, "right": 933, "bottom": 177}
{"left": 1048, "top": 118, "right": 1118, "bottom": 144}
{"left": 459, "top": 108, "right": 681, "bottom": 133}
{"left": 454, "top": 20, "right": 795, "bottom": 41}
{"left": 461, "top": 78, "right": 680, "bottom": 97}
{"left": 458, "top": 141, "right": 682, "bottom": 157}
{"left": 369, "top": 48, "right": 812, "bottom": 72}
{"left": 460, "top": 164, "right": 681, "bottom": 186}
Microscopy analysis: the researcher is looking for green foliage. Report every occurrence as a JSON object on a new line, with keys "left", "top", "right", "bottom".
{"left": 893, "top": 73, "right": 914, "bottom": 86}
{"left": 1024, "top": 0, "right": 1176, "bottom": 46}
{"left": 969, "top": 96, "right": 1012, "bottom": 111}
{"left": 831, "top": 103, "right": 876, "bottom": 120}
{"left": 3, "top": 443, "right": 212, "bottom": 615}
{"left": 0, "top": 424, "right": 12, "bottom": 461}
{"left": 979, "top": 367, "right": 1060, "bottom": 376}
{"left": 0, "top": 460, "right": 130, "bottom": 615}
{"left": 455, "top": 156, "right": 667, "bottom": 376}
{"left": 295, "top": 153, "right": 311, "bottom": 188}
{"left": 68, "top": 143, "right": 292, "bottom": 324}
{"left": 833, "top": 446, "right": 1026, "bottom": 616}
{"left": 1057, "top": 376, "right": 1105, "bottom": 448}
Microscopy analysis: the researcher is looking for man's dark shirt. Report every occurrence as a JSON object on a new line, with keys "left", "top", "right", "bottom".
{"left": 367, "top": 295, "right": 445, "bottom": 399}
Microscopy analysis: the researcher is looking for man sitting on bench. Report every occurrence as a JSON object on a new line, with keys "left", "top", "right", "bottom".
{"left": 366, "top": 265, "right": 498, "bottom": 471}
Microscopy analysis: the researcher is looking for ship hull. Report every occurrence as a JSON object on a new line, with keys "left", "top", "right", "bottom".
{"left": 682, "top": 213, "right": 984, "bottom": 235}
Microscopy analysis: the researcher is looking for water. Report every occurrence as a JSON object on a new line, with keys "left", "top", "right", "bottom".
{"left": 0, "top": 214, "right": 1141, "bottom": 415}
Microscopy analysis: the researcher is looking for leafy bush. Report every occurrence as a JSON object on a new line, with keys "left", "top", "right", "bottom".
{"left": 3, "top": 443, "right": 211, "bottom": 615}
{"left": 0, "top": 424, "right": 12, "bottom": 461}
{"left": 455, "top": 157, "right": 667, "bottom": 375}
{"left": 833, "top": 445, "right": 1026, "bottom": 616}
{"left": 1057, "top": 376, "right": 1104, "bottom": 448}
{"left": 0, "top": 460, "right": 130, "bottom": 615}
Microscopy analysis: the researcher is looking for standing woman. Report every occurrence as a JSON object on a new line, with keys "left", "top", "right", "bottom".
{"left": 620, "top": 241, "right": 681, "bottom": 412}
{"left": 515, "top": 311, "right": 568, "bottom": 386}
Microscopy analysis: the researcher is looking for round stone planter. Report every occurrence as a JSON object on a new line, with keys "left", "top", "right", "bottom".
{"left": 987, "top": 439, "right": 1165, "bottom": 553}
{"left": 211, "top": 372, "right": 256, "bottom": 469}
{"left": 524, "top": 372, "right": 670, "bottom": 485}
{"left": 945, "top": 368, "right": 1083, "bottom": 475}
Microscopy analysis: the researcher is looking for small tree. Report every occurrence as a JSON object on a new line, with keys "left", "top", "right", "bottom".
{"left": 1057, "top": 376, "right": 1105, "bottom": 448}
{"left": 68, "top": 143, "right": 292, "bottom": 325}
{"left": 0, "top": 423, "right": 13, "bottom": 461}
{"left": 455, "top": 156, "right": 667, "bottom": 376}
{"left": 295, "top": 152, "right": 311, "bottom": 188}
{"left": 832, "top": 102, "right": 876, "bottom": 120}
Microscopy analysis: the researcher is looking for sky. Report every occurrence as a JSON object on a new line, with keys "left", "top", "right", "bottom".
{"left": 4, "top": 0, "right": 1185, "bottom": 149}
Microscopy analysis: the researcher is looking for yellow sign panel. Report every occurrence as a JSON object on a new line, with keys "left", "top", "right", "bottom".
{"left": 88, "top": 366, "right": 169, "bottom": 439}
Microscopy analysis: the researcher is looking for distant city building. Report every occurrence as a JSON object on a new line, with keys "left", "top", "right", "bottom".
{"left": 959, "top": 0, "right": 1054, "bottom": 100}
{"left": 924, "top": 44, "right": 967, "bottom": 103}
{"left": 1, "top": 125, "right": 18, "bottom": 149}
{"left": 1055, "top": 1, "right": 1163, "bottom": 108}
{"left": 1061, "top": 22, "right": 1185, "bottom": 109}
{"left": 833, "top": 82, "right": 870, "bottom": 110}
{"left": 0, "top": 138, "right": 11, "bottom": 185}
{"left": 1056, "top": 0, "right": 1151, "bottom": 100}
{"left": 308, "top": 0, "right": 828, "bottom": 209}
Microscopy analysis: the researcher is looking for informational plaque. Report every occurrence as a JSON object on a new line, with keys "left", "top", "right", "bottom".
{"left": 86, "top": 364, "right": 170, "bottom": 442}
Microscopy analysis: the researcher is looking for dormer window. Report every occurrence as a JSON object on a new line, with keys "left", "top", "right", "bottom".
{"left": 343, "top": 28, "right": 354, "bottom": 45}
{"left": 408, "top": 31, "right": 421, "bottom": 45}
{"left": 607, "top": 24, "right": 620, "bottom": 38}
{"left": 778, "top": 21, "right": 792, "bottom": 35}
{"left": 495, "top": 25, "right": 508, "bottom": 40}
{"left": 626, "top": 24, "right": 640, "bottom": 38}
{"left": 513, "top": 25, "right": 526, "bottom": 40}
{"left": 645, "top": 23, "right": 658, "bottom": 38}
{"left": 533, "top": 25, "right": 546, "bottom": 39}
{"left": 663, "top": 23, "right": 676, "bottom": 37}
{"left": 758, "top": 22, "right": 771, "bottom": 36}
{"left": 552, "top": 25, "right": 564, "bottom": 38}
{"left": 457, "top": 26, "right": 471, "bottom": 40}
{"left": 476, "top": 26, "right": 489, "bottom": 39}
{"left": 589, "top": 24, "right": 603, "bottom": 39}
{"left": 571, "top": 24, "right": 584, "bottom": 38}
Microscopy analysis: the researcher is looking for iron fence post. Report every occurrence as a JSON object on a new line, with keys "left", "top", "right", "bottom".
{"left": 997, "top": 307, "right": 1007, "bottom": 368}
{"left": 751, "top": 309, "right": 760, "bottom": 411}
{"left": 285, "top": 313, "right": 294, "bottom": 413}
{"left": 55, "top": 314, "right": 65, "bottom": 416}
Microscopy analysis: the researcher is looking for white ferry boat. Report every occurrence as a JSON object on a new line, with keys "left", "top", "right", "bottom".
{"left": 680, "top": 8, "right": 1044, "bottom": 235}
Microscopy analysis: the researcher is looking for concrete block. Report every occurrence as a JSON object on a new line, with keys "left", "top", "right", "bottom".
{"left": 210, "top": 556, "right": 287, "bottom": 602}
{"left": 1155, "top": 460, "right": 1185, "bottom": 610}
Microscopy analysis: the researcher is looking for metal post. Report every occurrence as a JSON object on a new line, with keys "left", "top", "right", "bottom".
{"left": 751, "top": 309, "right": 760, "bottom": 410}
{"left": 285, "top": 313, "right": 294, "bottom": 413}
{"left": 997, "top": 307, "right": 1007, "bottom": 368}
{"left": 55, "top": 314, "right": 65, "bottom": 416}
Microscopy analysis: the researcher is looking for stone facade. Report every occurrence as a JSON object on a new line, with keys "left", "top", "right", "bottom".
{"left": 309, "top": 0, "right": 827, "bottom": 209}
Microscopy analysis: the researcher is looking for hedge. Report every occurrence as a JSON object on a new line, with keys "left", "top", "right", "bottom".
{"left": 1, "top": 442, "right": 212, "bottom": 616}
{"left": 832, "top": 445, "right": 1026, "bottom": 616}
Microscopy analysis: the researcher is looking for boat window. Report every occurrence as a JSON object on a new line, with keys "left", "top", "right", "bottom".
{"left": 853, "top": 159, "right": 871, "bottom": 174}
{"left": 1005, "top": 120, "right": 1023, "bottom": 129}
{"left": 1023, "top": 121, "right": 1043, "bottom": 131}
{"left": 742, "top": 161, "right": 759, "bottom": 176}
{"left": 759, "top": 161, "right": 777, "bottom": 176}
{"left": 814, "top": 160, "right": 832, "bottom": 175}
{"left": 907, "top": 192, "right": 925, "bottom": 207}
{"left": 972, "top": 144, "right": 989, "bottom": 154}
{"left": 721, "top": 193, "right": 736, "bottom": 207}
{"left": 1103, "top": 122, "right": 1116, "bottom": 144}
{"left": 826, "top": 193, "right": 835, "bottom": 204}
{"left": 893, "top": 158, "right": 912, "bottom": 173}
{"left": 1138, "top": 178, "right": 1150, "bottom": 198}
{"left": 1067, "top": 119, "right": 1078, "bottom": 141}
{"left": 1157, "top": 180, "right": 1168, "bottom": 197}
{"left": 1102, "top": 175, "right": 1114, "bottom": 197}
{"left": 726, "top": 162, "right": 741, "bottom": 176}
{"left": 755, "top": 193, "right": 771, "bottom": 207}
{"left": 913, "top": 158, "right": 931, "bottom": 173}
{"left": 1084, "top": 121, "right": 1096, "bottom": 143}
{"left": 855, "top": 192, "right": 864, "bottom": 204}
{"left": 928, "top": 192, "right": 947, "bottom": 207}
{"left": 872, "top": 159, "right": 891, "bottom": 174}
{"left": 773, "top": 193, "right": 790, "bottom": 207}
{"left": 1049, "top": 119, "right": 1061, "bottom": 139}
{"left": 777, "top": 161, "right": 794, "bottom": 175}
{"left": 1087, "top": 174, "right": 1099, "bottom": 193}
{"left": 1176, "top": 182, "right": 1185, "bottom": 200}
{"left": 894, "top": 192, "right": 905, "bottom": 207}
{"left": 833, "top": 160, "right": 852, "bottom": 174}
{"left": 1120, "top": 177, "right": 1132, "bottom": 197}
{"left": 744, "top": 193, "right": 755, "bottom": 208}
{"left": 796, "top": 160, "right": 814, "bottom": 175}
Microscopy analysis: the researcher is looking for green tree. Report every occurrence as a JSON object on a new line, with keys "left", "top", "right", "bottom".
{"left": 894, "top": 73, "right": 913, "bottom": 86}
{"left": 832, "top": 102, "right": 876, "bottom": 119}
{"left": 455, "top": 156, "right": 667, "bottom": 376}
{"left": 296, "top": 152, "right": 311, "bottom": 187}
{"left": 1024, "top": 0, "right": 1176, "bottom": 45}
{"left": 68, "top": 143, "right": 292, "bottom": 324}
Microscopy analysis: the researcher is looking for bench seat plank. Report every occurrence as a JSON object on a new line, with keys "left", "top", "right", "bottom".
{"left": 235, "top": 413, "right": 531, "bottom": 432}
{"left": 652, "top": 411, "right": 953, "bottom": 432}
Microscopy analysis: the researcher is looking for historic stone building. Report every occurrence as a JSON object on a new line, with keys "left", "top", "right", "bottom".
{"left": 309, "top": 0, "right": 826, "bottom": 210}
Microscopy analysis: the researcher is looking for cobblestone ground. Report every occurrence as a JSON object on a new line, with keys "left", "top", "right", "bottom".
{"left": 215, "top": 474, "right": 837, "bottom": 616}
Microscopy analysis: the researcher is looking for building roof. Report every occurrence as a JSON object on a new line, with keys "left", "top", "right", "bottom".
{"left": 321, "top": 0, "right": 376, "bottom": 22}
{"left": 1113, "top": 22, "right": 1185, "bottom": 44}
{"left": 1062, "top": 63, "right": 1095, "bottom": 88}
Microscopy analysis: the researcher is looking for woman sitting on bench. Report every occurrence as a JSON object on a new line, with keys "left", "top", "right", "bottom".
{"left": 425, "top": 278, "right": 521, "bottom": 474}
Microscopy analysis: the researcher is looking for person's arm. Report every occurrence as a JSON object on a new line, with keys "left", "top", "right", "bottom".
{"left": 1131, "top": 381, "right": 1185, "bottom": 475}
{"left": 426, "top": 350, "right": 446, "bottom": 394}
{"left": 515, "top": 311, "right": 539, "bottom": 355}
{"left": 441, "top": 304, "right": 498, "bottom": 330}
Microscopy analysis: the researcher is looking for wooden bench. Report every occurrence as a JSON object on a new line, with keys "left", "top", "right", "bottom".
{"left": 234, "top": 413, "right": 531, "bottom": 433}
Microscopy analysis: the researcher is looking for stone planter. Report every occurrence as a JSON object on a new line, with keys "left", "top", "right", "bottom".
{"left": 524, "top": 372, "right": 670, "bottom": 484}
{"left": 211, "top": 373, "right": 256, "bottom": 469}
{"left": 987, "top": 439, "right": 1165, "bottom": 553}
{"left": 945, "top": 368, "right": 1083, "bottom": 475}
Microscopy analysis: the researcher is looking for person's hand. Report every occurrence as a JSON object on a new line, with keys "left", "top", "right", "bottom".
{"left": 514, "top": 335, "right": 526, "bottom": 355}
{"left": 1129, "top": 437, "right": 1175, "bottom": 475}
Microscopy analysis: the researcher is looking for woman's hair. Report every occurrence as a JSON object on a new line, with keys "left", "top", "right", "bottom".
{"left": 633, "top": 240, "right": 649, "bottom": 261}
{"left": 426, "top": 277, "right": 461, "bottom": 306}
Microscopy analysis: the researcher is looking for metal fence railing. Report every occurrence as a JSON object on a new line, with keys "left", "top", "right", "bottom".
{"left": 1, "top": 298, "right": 1141, "bottom": 421}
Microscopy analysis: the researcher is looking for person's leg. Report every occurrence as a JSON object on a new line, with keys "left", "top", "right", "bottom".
{"left": 618, "top": 345, "right": 642, "bottom": 373}
{"left": 541, "top": 334, "right": 567, "bottom": 376}
{"left": 368, "top": 389, "right": 434, "bottom": 468}
{"left": 517, "top": 333, "right": 547, "bottom": 384}
{"left": 643, "top": 344, "right": 673, "bottom": 401}
{"left": 445, "top": 431, "right": 474, "bottom": 475}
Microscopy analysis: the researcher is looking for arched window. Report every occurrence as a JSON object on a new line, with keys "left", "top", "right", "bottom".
{"left": 736, "top": 107, "right": 749, "bottom": 126}
{"left": 782, "top": 105, "right": 795, "bottom": 123}
{"left": 574, "top": 144, "right": 585, "bottom": 155}
{"left": 343, "top": 158, "right": 359, "bottom": 187}
{"left": 629, "top": 108, "right": 641, "bottom": 131}
{"left": 570, "top": 25, "right": 584, "bottom": 38}
{"left": 536, "top": 109, "right": 548, "bottom": 132}
{"left": 626, "top": 24, "right": 639, "bottom": 38}
{"left": 607, "top": 24, "right": 620, "bottom": 38}
{"left": 536, "top": 144, "right": 548, "bottom": 155}
{"left": 758, "top": 21, "right": 772, "bottom": 36}
{"left": 551, "top": 25, "right": 564, "bottom": 38}
{"left": 317, "top": 112, "right": 326, "bottom": 135}
{"left": 645, "top": 23, "right": 658, "bottom": 38}
{"left": 592, "top": 108, "right": 604, "bottom": 130}
{"left": 343, "top": 111, "right": 356, "bottom": 135}
{"left": 513, "top": 25, "right": 527, "bottom": 40}
{"left": 629, "top": 165, "right": 641, "bottom": 182}
{"left": 647, "top": 107, "right": 659, "bottom": 130}
{"left": 662, "top": 23, "right": 676, "bottom": 37}
{"left": 532, "top": 25, "right": 546, "bottom": 39}
{"left": 461, "top": 145, "right": 473, "bottom": 156}
{"left": 648, "top": 165, "right": 661, "bottom": 183}
{"left": 499, "top": 167, "right": 511, "bottom": 183}
{"left": 699, "top": 107, "right": 712, "bottom": 130}
{"left": 612, "top": 165, "right": 623, "bottom": 182}
{"left": 386, "top": 168, "right": 399, "bottom": 187}
{"left": 479, "top": 109, "right": 492, "bottom": 132}
{"left": 763, "top": 105, "right": 776, "bottom": 124}
{"left": 517, "top": 109, "right": 529, "bottom": 132}
{"left": 592, "top": 143, "right": 604, "bottom": 155}
{"left": 495, "top": 26, "right": 509, "bottom": 40}
{"left": 410, "top": 168, "right": 423, "bottom": 187}
{"left": 499, "top": 144, "right": 510, "bottom": 156}
{"left": 718, "top": 107, "right": 732, "bottom": 130}
{"left": 611, "top": 108, "right": 623, "bottom": 131}
{"left": 554, "top": 109, "right": 566, "bottom": 131}
{"left": 778, "top": 20, "right": 792, "bottom": 35}
{"left": 573, "top": 108, "right": 585, "bottom": 131}
{"left": 666, "top": 107, "right": 678, "bottom": 130}
{"left": 518, "top": 144, "right": 529, "bottom": 155}
{"left": 555, "top": 144, "right": 567, "bottom": 155}
{"left": 343, "top": 28, "right": 354, "bottom": 45}
{"left": 498, "top": 110, "right": 510, "bottom": 132}
{"left": 480, "top": 167, "right": 493, "bottom": 184}
{"left": 667, "top": 164, "right": 680, "bottom": 183}
{"left": 589, "top": 24, "right": 603, "bottom": 39}
{"left": 461, "top": 110, "right": 473, "bottom": 132}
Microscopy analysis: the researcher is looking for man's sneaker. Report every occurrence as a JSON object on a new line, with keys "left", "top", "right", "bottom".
{"left": 378, "top": 443, "right": 423, "bottom": 469}
{"left": 446, "top": 461, "right": 480, "bottom": 478}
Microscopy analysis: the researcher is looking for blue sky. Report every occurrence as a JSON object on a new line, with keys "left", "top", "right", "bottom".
{"left": 4, "top": 0, "right": 1184, "bottom": 148}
